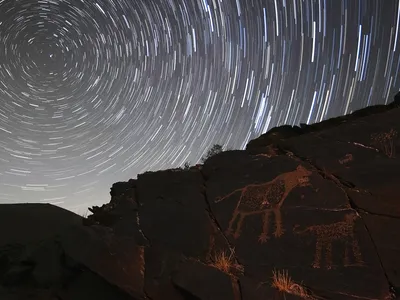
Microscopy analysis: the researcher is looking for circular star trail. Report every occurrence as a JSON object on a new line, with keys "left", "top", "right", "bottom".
{"left": 0, "top": 0, "right": 399, "bottom": 213}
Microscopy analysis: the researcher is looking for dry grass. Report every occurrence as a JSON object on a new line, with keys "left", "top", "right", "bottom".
{"left": 271, "top": 269, "right": 313, "bottom": 299}
{"left": 211, "top": 250, "right": 234, "bottom": 273}
{"left": 210, "top": 249, "right": 244, "bottom": 275}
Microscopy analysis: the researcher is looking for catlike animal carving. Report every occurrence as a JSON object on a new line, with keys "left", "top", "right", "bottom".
{"left": 215, "top": 165, "right": 313, "bottom": 243}
{"left": 293, "top": 213, "right": 364, "bottom": 269}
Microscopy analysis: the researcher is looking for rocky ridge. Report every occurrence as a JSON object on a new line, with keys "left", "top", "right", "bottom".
{"left": 1, "top": 92, "right": 400, "bottom": 299}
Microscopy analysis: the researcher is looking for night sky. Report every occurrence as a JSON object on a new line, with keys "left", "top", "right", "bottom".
{"left": 0, "top": 0, "right": 399, "bottom": 214}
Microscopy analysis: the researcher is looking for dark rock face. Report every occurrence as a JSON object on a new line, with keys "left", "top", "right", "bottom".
{"left": 0, "top": 205, "right": 137, "bottom": 299}
{"left": 1, "top": 93, "right": 400, "bottom": 299}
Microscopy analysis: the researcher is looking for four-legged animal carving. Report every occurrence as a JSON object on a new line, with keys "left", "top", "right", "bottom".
{"left": 293, "top": 213, "right": 364, "bottom": 269}
{"left": 215, "top": 165, "right": 313, "bottom": 243}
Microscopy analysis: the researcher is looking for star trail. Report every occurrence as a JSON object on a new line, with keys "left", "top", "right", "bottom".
{"left": 0, "top": 0, "right": 399, "bottom": 214}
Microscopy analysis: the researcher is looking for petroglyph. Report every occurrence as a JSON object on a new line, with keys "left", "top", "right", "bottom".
{"left": 254, "top": 146, "right": 279, "bottom": 158}
{"left": 215, "top": 165, "right": 313, "bottom": 243}
{"left": 371, "top": 128, "right": 398, "bottom": 158}
{"left": 293, "top": 213, "right": 364, "bottom": 270}
{"left": 338, "top": 153, "right": 353, "bottom": 165}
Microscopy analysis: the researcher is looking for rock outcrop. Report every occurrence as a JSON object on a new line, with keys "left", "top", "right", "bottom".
{"left": 1, "top": 92, "right": 400, "bottom": 299}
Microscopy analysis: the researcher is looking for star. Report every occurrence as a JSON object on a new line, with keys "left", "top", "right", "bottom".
{"left": 0, "top": 0, "right": 399, "bottom": 214}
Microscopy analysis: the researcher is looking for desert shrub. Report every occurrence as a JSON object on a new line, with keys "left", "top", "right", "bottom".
{"left": 201, "top": 144, "right": 224, "bottom": 163}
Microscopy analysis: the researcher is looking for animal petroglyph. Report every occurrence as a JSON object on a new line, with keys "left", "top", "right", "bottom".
{"left": 293, "top": 213, "right": 364, "bottom": 270}
{"left": 215, "top": 165, "right": 313, "bottom": 243}
{"left": 371, "top": 128, "right": 398, "bottom": 158}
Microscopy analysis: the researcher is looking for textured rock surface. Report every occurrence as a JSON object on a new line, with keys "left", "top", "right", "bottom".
{"left": 1, "top": 92, "right": 400, "bottom": 299}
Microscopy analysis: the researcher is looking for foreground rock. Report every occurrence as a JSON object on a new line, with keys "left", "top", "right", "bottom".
{"left": 1, "top": 92, "right": 400, "bottom": 299}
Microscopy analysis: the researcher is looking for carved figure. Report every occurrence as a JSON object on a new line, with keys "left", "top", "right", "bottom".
{"left": 293, "top": 213, "right": 364, "bottom": 269}
{"left": 215, "top": 165, "right": 313, "bottom": 243}
{"left": 370, "top": 128, "right": 398, "bottom": 158}
{"left": 254, "top": 145, "right": 279, "bottom": 158}
{"left": 338, "top": 153, "right": 353, "bottom": 165}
